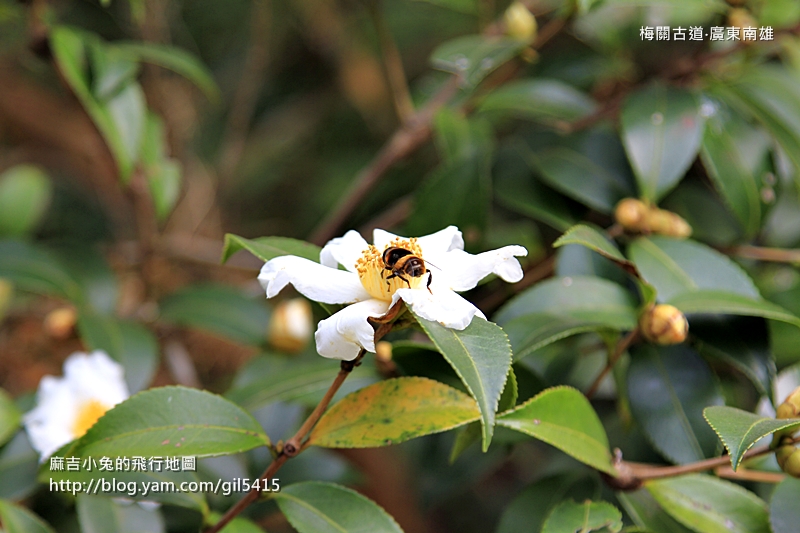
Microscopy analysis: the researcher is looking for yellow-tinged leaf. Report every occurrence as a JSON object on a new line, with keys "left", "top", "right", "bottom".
{"left": 309, "top": 377, "right": 480, "bottom": 448}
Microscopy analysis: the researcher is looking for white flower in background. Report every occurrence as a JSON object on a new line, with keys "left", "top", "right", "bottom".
{"left": 24, "top": 351, "right": 129, "bottom": 460}
{"left": 259, "top": 226, "right": 527, "bottom": 360}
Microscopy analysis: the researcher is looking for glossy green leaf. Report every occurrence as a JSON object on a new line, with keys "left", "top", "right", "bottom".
{"left": 0, "top": 165, "right": 52, "bottom": 237}
{"left": 645, "top": 474, "right": 769, "bottom": 533}
{"left": 620, "top": 84, "right": 704, "bottom": 201}
{"left": 413, "top": 315, "right": 512, "bottom": 451}
{"left": 627, "top": 345, "right": 724, "bottom": 464}
{"left": 77, "top": 312, "right": 158, "bottom": 394}
{"left": 542, "top": 500, "right": 623, "bottom": 533}
{"left": 77, "top": 495, "right": 164, "bottom": 533}
{"left": 0, "top": 499, "right": 55, "bottom": 533}
{"left": 0, "top": 389, "right": 21, "bottom": 448}
{"left": 479, "top": 79, "right": 597, "bottom": 124}
{"left": 226, "top": 356, "right": 377, "bottom": 410}
{"left": 497, "top": 386, "right": 616, "bottom": 475}
{"left": 221, "top": 234, "right": 322, "bottom": 264}
{"left": 273, "top": 481, "right": 403, "bottom": 533}
{"left": 494, "top": 276, "right": 638, "bottom": 327}
{"left": 0, "top": 241, "right": 82, "bottom": 301}
{"left": 667, "top": 290, "right": 800, "bottom": 329}
{"left": 703, "top": 406, "right": 800, "bottom": 470}
{"left": 616, "top": 490, "right": 693, "bottom": 533}
{"left": 158, "top": 284, "right": 269, "bottom": 346}
{"left": 115, "top": 41, "right": 220, "bottom": 101}
{"left": 628, "top": 237, "right": 760, "bottom": 302}
{"left": 62, "top": 386, "right": 269, "bottom": 459}
{"left": 700, "top": 112, "right": 770, "bottom": 237}
{"left": 430, "top": 35, "right": 526, "bottom": 88}
{"left": 308, "top": 377, "right": 479, "bottom": 448}
{"left": 554, "top": 224, "right": 636, "bottom": 274}
{"left": 770, "top": 477, "right": 800, "bottom": 533}
{"left": 0, "top": 432, "right": 39, "bottom": 501}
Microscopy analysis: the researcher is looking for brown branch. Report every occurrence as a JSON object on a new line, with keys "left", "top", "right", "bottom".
{"left": 721, "top": 245, "right": 800, "bottom": 264}
{"left": 585, "top": 328, "right": 639, "bottom": 399}
{"left": 714, "top": 465, "right": 785, "bottom": 484}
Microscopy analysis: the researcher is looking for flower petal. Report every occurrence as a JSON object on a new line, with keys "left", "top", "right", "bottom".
{"left": 373, "top": 226, "right": 464, "bottom": 255}
{"left": 314, "top": 299, "right": 390, "bottom": 360}
{"left": 259, "top": 256, "right": 371, "bottom": 304}
{"left": 436, "top": 245, "right": 527, "bottom": 292}
{"left": 320, "top": 230, "right": 369, "bottom": 272}
{"left": 65, "top": 351, "right": 129, "bottom": 406}
{"left": 24, "top": 376, "right": 79, "bottom": 460}
{"left": 394, "top": 285, "right": 485, "bottom": 330}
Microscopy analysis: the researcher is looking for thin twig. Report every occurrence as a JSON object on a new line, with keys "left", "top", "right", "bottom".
{"left": 722, "top": 245, "right": 800, "bottom": 264}
{"left": 714, "top": 465, "right": 785, "bottom": 484}
{"left": 585, "top": 328, "right": 639, "bottom": 399}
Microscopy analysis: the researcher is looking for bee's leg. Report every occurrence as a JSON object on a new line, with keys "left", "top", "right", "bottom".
{"left": 426, "top": 271, "right": 433, "bottom": 294}
{"left": 397, "top": 272, "right": 411, "bottom": 288}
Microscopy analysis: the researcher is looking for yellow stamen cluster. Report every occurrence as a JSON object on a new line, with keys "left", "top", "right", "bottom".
{"left": 71, "top": 398, "right": 110, "bottom": 439}
{"left": 355, "top": 238, "right": 425, "bottom": 301}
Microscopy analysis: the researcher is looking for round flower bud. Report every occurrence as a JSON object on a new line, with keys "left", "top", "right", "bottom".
{"left": 615, "top": 198, "right": 649, "bottom": 232}
{"left": 639, "top": 304, "right": 689, "bottom": 345}
{"left": 773, "top": 386, "right": 800, "bottom": 442}
{"left": 776, "top": 444, "right": 800, "bottom": 478}
{"left": 268, "top": 298, "right": 312, "bottom": 353}
{"left": 646, "top": 208, "right": 692, "bottom": 239}
{"left": 504, "top": 2, "right": 537, "bottom": 42}
{"left": 44, "top": 307, "right": 77, "bottom": 340}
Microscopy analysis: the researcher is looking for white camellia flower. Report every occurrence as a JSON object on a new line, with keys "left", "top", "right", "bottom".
{"left": 24, "top": 351, "right": 129, "bottom": 461}
{"left": 259, "top": 226, "right": 527, "bottom": 360}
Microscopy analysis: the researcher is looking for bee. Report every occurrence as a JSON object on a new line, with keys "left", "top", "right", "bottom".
{"left": 382, "top": 247, "right": 433, "bottom": 292}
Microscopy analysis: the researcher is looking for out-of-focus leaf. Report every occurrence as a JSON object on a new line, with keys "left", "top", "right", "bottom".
{"left": 413, "top": 0, "right": 478, "bottom": 14}
{"left": 645, "top": 474, "right": 769, "bottom": 533}
{"left": 479, "top": 79, "right": 597, "bottom": 124}
{"left": 616, "top": 490, "right": 693, "bottom": 533}
{"left": 430, "top": 35, "right": 526, "bottom": 87}
{"left": 0, "top": 389, "right": 21, "bottom": 448}
{"left": 0, "top": 241, "right": 82, "bottom": 301}
{"left": 770, "top": 477, "right": 800, "bottom": 533}
{"left": 661, "top": 182, "right": 742, "bottom": 246}
{"left": 61, "top": 386, "right": 269, "bottom": 459}
{"left": 308, "top": 377, "right": 479, "bottom": 448}
{"left": 554, "top": 224, "right": 636, "bottom": 275}
{"left": 413, "top": 314, "right": 512, "bottom": 451}
{"left": 207, "top": 513, "right": 263, "bottom": 533}
{"left": 106, "top": 83, "right": 146, "bottom": 173}
{"left": 627, "top": 345, "right": 724, "bottom": 464}
{"left": 495, "top": 275, "right": 638, "bottom": 326}
{"left": 272, "top": 482, "right": 403, "bottom": 533}
{"left": 116, "top": 41, "right": 220, "bottom": 101}
{"left": 0, "top": 498, "right": 55, "bottom": 533}
{"left": 667, "top": 290, "right": 800, "bottom": 329}
{"left": 221, "top": 234, "right": 321, "bottom": 264}
{"left": 77, "top": 312, "right": 158, "bottom": 393}
{"left": 142, "top": 113, "right": 181, "bottom": 222}
{"left": 703, "top": 406, "right": 800, "bottom": 470}
{"left": 51, "top": 245, "right": 118, "bottom": 315}
{"left": 620, "top": 84, "right": 704, "bottom": 201}
{"left": 433, "top": 108, "right": 492, "bottom": 164}
{"left": 0, "top": 432, "right": 39, "bottom": 500}
{"left": 77, "top": 495, "right": 165, "bottom": 533}
{"left": 628, "top": 236, "right": 759, "bottom": 301}
{"left": 541, "top": 500, "right": 623, "bottom": 533}
{"left": 158, "top": 284, "right": 269, "bottom": 346}
{"left": 0, "top": 165, "right": 52, "bottom": 237}
{"left": 497, "top": 386, "right": 616, "bottom": 475}
{"left": 700, "top": 111, "right": 771, "bottom": 237}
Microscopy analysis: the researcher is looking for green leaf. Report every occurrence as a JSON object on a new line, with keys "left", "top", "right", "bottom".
{"left": 63, "top": 386, "right": 269, "bottom": 459}
{"left": 497, "top": 386, "right": 616, "bottom": 475}
{"left": 645, "top": 474, "right": 769, "bottom": 533}
{"left": 273, "top": 481, "right": 403, "bottom": 533}
{"left": 703, "top": 405, "right": 800, "bottom": 470}
{"left": 105, "top": 81, "right": 146, "bottom": 172}
{"left": 620, "top": 84, "right": 704, "bottom": 201}
{"left": 0, "top": 165, "right": 52, "bottom": 237}
{"left": 433, "top": 108, "right": 492, "bottom": 165}
{"left": 554, "top": 224, "right": 637, "bottom": 275}
{"left": 616, "top": 490, "right": 694, "bottom": 533}
{"left": 628, "top": 237, "right": 760, "bottom": 302}
{"left": 430, "top": 35, "right": 526, "bottom": 88}
{"left": 700, "top": 112, "right": 770, "bottom": 237}
{"left": 494, "top": 275, "right": 638, "bottom": 327}
{"left": 77, "top": 495, "right": 164, "bottom": 533}
{"left": 51, "top": 244, "right": 118, "bottom": 315}
{"left": 158, "top": 284, "right": 269, "bottom": 346}
{"left": 0, "top": 499, "right": 55, "bottom": 533}
{"left": 413, "top": 0, "right": 478, "bottom": 14}
{"left": 0, "top": 389, "right": 21, "bottom": 447}
{"left": 0, "top": 432, "right": 39, "bottom": 501}
{"left": 542, "top": 500, "right": 623, "bottom": 533}
{"left": 115, "top": 42, "right": 220, "bottom": 102}
{"left": 226, "top": 356, "right": 377, "bottom": 411}
{"left": 77, "top": 312, "right": 158, "bottom": 394}
{"left": 479, "top": 79, "right": 597, "bottom": 124}
{"left": 667, "top": 290, "right": 800, "bottom": 329}
{"left": 770, "top": 477, "right": 800, "bottom": 533}
{"left": 141, "top": 113, "right": 181, "bottom": 222}
{"left": 0, "top": 241, "right": 83, "bottom": 301}
{"left": 207, "top": 513, "right": 263, "bottom": 533}
{"left": 627, "top": 345, "right": 724, "bottom": 464}
{"left": 221, "top": 234, "right": 322, "bottom": 264}
{"left": 413, "top": 315, "right": 512, "bottom": 451}
{"left": 308, "top": 377, "right": 479, "bottom": 448}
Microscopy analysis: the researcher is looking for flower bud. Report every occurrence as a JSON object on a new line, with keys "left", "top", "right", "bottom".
{"left": 646, "top": 208, "right": 692, "bottom": 239}
{"left": 639, "top": 304, "right": 688, "bottom": 345}
{"left": 44, "top": 307, "right": 77, "bottom": 340}
{"left": 375, "top": 341, "right": 393, "bottom": 363}
{"left": 776, "top": 444, "right": 800, "bottom": 478}
{"left": 504, "top": 2, "right": 537, "bottom": 42}
{"left": 268, "top": 298, "right": 312, "bottom": 353}
{"left": 615, "top": 199, "right": 649, "bottom": 232}
{"left": 773, "top": 386, "right": 800, "bottom": 442}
